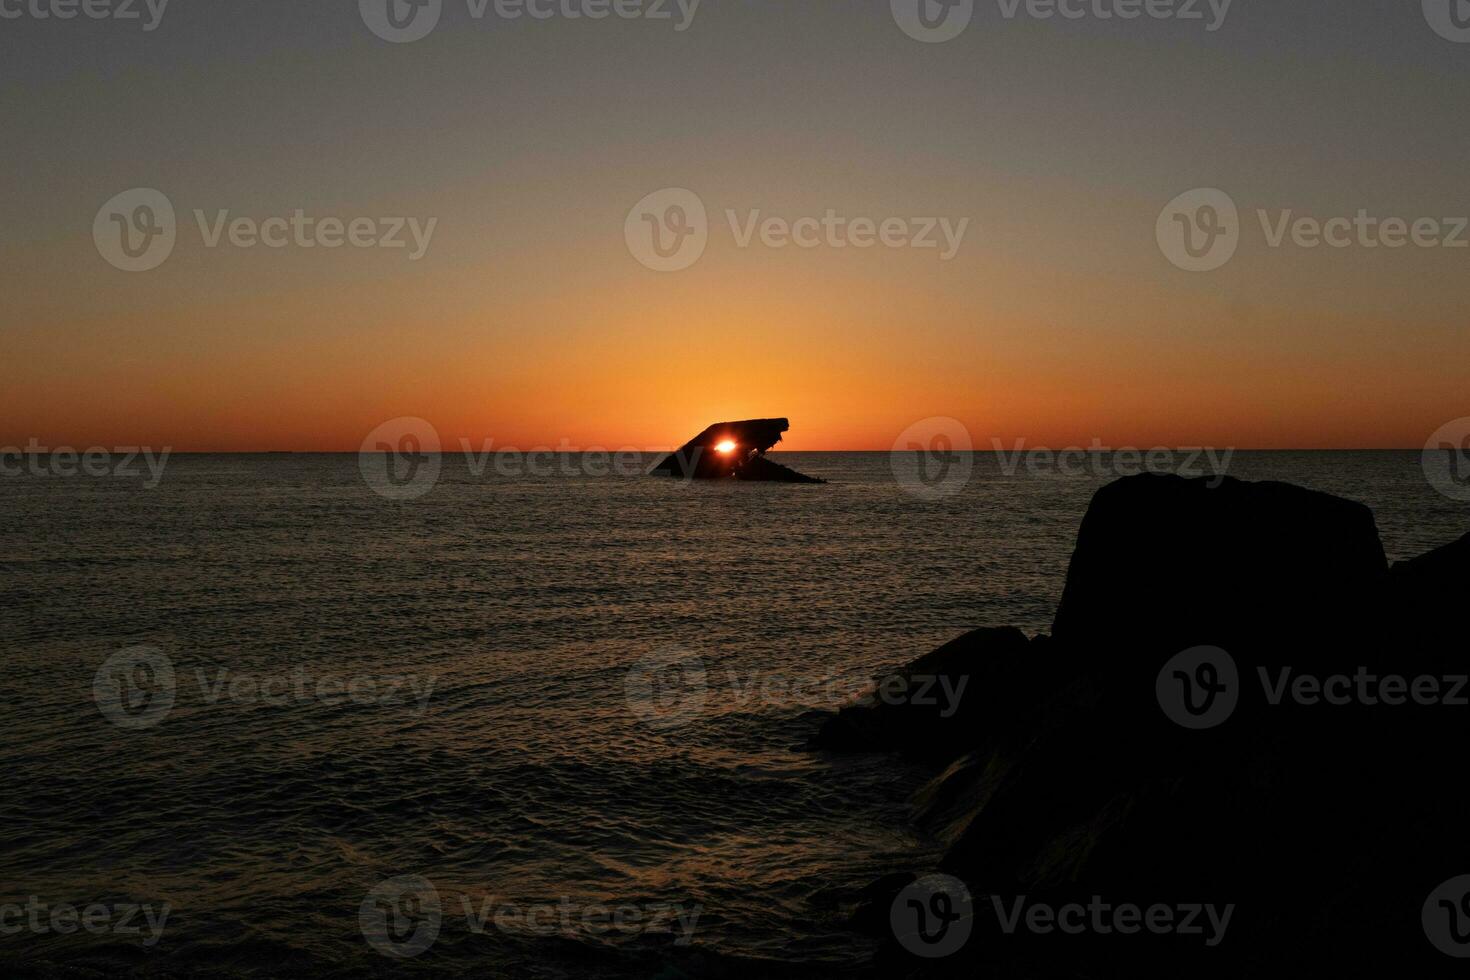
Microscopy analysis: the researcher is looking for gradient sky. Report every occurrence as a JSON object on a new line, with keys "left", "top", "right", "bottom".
{"left": 3, "top": 0, "right": 1468, "bottom": 450}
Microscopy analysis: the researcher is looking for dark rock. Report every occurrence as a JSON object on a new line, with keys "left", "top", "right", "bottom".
{"left": 1388, "top": 531, "right": 1470, "bottom": 672}
{"left": 1391, "top": 530, "right": 1470, "bottom": 595}
{"left": 822, "top": 473, "right": 1470, "bottom": 976}
{"left": 1052, "top": 473, "right": 1388, "bottom": 660}
{"left": 809, "top": 627, "right": 1068, "bottom": 758}
{"left": 842, "top": 871, "right": 919, "bottom": 934}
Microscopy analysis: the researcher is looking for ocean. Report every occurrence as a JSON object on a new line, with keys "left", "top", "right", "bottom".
{"left": 2, "top": 451, "right": 1464, "bottom": 977}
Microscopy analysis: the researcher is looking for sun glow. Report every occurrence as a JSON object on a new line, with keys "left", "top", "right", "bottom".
{"left": 715, "top": 440, "right": 737, "bottom": 454}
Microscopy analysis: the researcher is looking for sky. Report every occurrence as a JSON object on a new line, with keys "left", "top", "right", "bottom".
{"left": 3, "top": 0, "right": 1468, "bottom": 451}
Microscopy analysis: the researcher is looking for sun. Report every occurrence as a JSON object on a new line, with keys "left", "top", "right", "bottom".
{"left": 715, "top": 440, "right": 737, "bottom": 454}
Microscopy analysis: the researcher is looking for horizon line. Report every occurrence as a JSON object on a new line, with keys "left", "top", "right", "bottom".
{"left": 27, "top": 447, "right": 1435, "bottom": 454}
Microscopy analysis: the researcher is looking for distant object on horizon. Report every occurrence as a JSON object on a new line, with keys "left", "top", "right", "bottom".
{"left": 650, "top": 418, "right": 825, "bottom": 484}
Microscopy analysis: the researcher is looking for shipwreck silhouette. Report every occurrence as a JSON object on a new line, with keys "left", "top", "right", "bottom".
{"left": 650, "top": 418, "right": 824, "bottom": 483}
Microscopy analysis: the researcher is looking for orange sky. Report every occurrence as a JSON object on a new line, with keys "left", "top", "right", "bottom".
{"left": 5, "top": 4, "right": 1468, "bottom": 451}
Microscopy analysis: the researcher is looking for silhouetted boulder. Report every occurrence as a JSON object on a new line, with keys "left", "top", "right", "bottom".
{"left": 810, "top": 627, "right": 1078, "bottom": 758}
{"left": 1391, "top": 530, "right": 1470, "bottom": 596}
{"left": 1052, "top": 473, "right": 1388, "bottom": 659}
{"left": 821, "top": 473, "right": 1470, "bottom": 976}
{"left": 1388, "top": 531, "right": 1470, "bottom": 672}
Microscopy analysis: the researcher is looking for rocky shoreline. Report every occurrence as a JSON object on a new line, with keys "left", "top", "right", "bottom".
{"left": 810, "top": 473, "right": 1470, "bottom": 976}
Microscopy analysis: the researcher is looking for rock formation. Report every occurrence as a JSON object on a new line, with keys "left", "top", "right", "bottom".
{"left": 813, "top": 473, "right": 1470, "bottom": 976}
